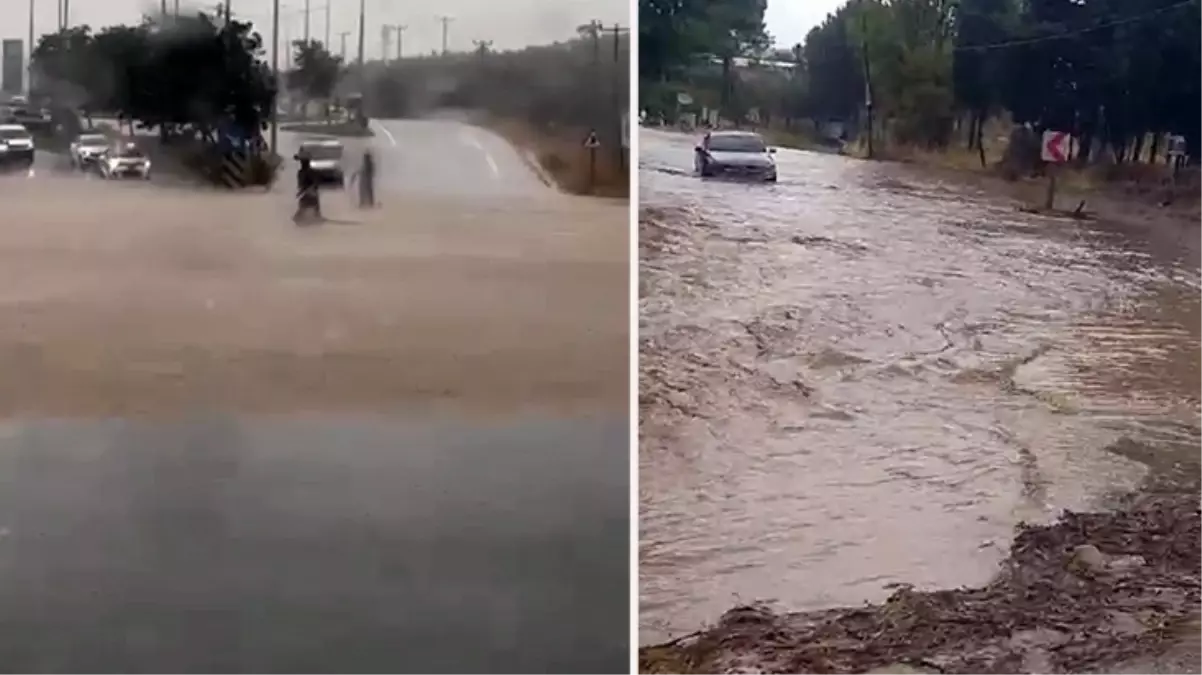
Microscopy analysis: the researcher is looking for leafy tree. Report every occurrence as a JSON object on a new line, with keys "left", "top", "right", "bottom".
{"left": 31, "top": 11, "right": 276, "bottom": 143}
{"left": 288, "top": 39, "right": 342, "bottom": 108}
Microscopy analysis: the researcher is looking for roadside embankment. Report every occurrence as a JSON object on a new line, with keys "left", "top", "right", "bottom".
{"left": 483, "top": 117, "right": 628, "bottom": 198}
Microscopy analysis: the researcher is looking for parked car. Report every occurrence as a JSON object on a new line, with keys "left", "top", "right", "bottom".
{"left": 694, "top": 130, "right": 777, "bottom": 182}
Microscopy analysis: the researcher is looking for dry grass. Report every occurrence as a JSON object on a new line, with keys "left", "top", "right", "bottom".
{"left": 485, "top": 118, "right": 629, "bottom": 198}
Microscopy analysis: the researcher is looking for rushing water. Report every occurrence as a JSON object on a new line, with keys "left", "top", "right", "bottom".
{"left": 638, "top": 128, "right": 1201, "bottom": 642}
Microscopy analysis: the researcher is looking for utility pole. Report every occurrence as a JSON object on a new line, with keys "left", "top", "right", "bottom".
{"left": 303, "top": 0, "right": 310, "bottom": 42}
{"left": 610, "top": 23, "right": 627, "bottom": 167}
{"left": 356, "top": 0, "right": 366, "bottom": 91}
{"left": 395, "top": 25, "right": 406, "bottom": 60}
{"left": 269, "top": 0, "right": 280, "bottom": 155}
{"left": 588, "top": 21, "right": 601, "bottom": 137}
{"left": 62, "top": 0, "right": 69, "bottom": 28}
{"left": 56, "top": 0, "right": 61, "bottom": 32}
{"left": 338, "top": 30, "right": 350, "bottom": 60}
{"left": 26, "top": 0, "right": 33, "bottom": 96}
{"left": 859, "top": 12, "right": 874, "bottom": 159}
{"left": 224, "top": 0, "right": 230, "bottom": 25}
{"left": 436, "top": 15, "right": 453, "bottom": 55}
{"left": 160, "top": 0, "right": 166, "bottom": 17}
{"left": 381, "top": 25, "right": 391, "bottom": 62}
{"left": 324, "top": 2, "right": 330, "bottom": 49}
{"left": 174, "top": 0, "right": 179, "bottom": 18}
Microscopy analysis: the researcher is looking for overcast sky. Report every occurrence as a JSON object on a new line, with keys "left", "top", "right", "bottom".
{"left": 765, "top": 0, "right": 845, "bottom": 49}
{"left": 5, "top": 0, "right": 626, "bottom": 59}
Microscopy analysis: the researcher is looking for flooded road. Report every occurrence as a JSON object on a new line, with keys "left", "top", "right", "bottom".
{"left": 0, "top": 171, "right": 629, "bottom": 672}
{"left": 638, "top": 128, "right": 1200, "bottom": 642}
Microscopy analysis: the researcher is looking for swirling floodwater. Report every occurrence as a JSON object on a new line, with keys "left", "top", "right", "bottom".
{"left": 638, "top": 128, "right": 1200, "bottom": 642}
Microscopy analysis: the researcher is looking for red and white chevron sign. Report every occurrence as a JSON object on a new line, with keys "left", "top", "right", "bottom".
{"left": 1041, "top": 130, "right": 1070, "bottom": 163}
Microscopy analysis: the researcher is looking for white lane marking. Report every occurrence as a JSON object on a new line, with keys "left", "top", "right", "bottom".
{"left": 375, "top": 122, "right": 397, "bottom": 146}
{"left": 459, "top": 129, "right": 499, "bottom": 179}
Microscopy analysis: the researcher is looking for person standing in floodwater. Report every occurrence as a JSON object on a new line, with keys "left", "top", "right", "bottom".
{"left": 293, "top": 150, "right": 323, "bottom": 224}
{"left": 355, "top": 150, "right": 376, "bottom": 208}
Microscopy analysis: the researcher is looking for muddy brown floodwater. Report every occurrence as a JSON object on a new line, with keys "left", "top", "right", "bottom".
{"left": 638, "top": 129, "right": 1200, "bottom": 643}
{"left": 0, "top": 173, "right": 628, "bottom": 416}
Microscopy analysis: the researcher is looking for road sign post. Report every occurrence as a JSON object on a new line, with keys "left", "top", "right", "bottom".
{"left": 584, "top": 130, "right": 601, "bottom": 192}
{"left": 1040, "top": 130, "right": 1071, "bottom": 210}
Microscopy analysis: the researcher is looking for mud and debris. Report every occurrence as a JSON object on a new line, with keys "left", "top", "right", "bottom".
{"left": 639, "top": 490, "right": 1200, "bottom": 674}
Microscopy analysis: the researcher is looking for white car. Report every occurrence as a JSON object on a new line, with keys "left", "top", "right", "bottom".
{"left": 0, "top": 123, "right": 35, "bottom": 169}
{"left": 96, "top": 141, "right": 151, "bottom": 180}
{"left": 297, "top": 138, "right": 345, "bottom": 186}
{"left": 70, "top": 133, "right": 110, "bottom": 169}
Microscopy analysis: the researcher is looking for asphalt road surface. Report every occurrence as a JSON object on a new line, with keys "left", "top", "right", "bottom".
{"left": 0, "top": 122, "right": 628, "bottom": 673}
{"left": 365, "top": 119, "right": 551, "bottom": 197}
{"left": 0, "top": 414, "right": 627, "bottom": 673}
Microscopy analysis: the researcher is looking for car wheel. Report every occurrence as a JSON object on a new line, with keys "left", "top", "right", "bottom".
{"left": 765, "top": 174, "right": 778, "bottom": 183}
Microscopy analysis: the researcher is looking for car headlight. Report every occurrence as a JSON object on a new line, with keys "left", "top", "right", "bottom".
{"left": 142, "top": 160, "right": 152, "bottom": 171}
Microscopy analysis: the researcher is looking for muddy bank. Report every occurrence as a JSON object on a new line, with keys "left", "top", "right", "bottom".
{"left": 639, "top": 488, "right": 1199, "bottom": 674}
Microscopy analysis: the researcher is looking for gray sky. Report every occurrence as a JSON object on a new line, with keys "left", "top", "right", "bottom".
{"left": 765, "top": 0, "right": 845, "bottom": 49}
{"left": 7, "top": 0, "right": 626, "bottom": 60}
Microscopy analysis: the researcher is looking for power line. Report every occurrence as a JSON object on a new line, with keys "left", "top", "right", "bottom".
{"left": 954, "top": 0, "right": 1195, "bottom": 53}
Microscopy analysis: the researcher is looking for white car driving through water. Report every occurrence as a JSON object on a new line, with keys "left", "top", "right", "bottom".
{"left": 96, "top": 140, "right": 151, "bottom": 180}
{"left": 297, "top": 138, "right": 346, "bottom": 187}
{"left": 694, "top": 130, "right": 778, "bottom": 182}
{"left": 70, "top": 132, "right": 111, "bottom": 169}
{"left": 0, "top": 123, "right": 35, "bottom": 170}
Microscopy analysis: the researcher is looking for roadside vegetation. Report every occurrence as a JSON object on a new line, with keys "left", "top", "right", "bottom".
{"left": 640, "top": 0, "right": 1200, "bottom": 204}
{"left": 30, "top": 9, "right": 278, "bottom": 185}
{"left": 358, "top": 28, "right": 630, "bottom": 197}
{"left": 32, "top": 12, "right": 274, "bottom": 144}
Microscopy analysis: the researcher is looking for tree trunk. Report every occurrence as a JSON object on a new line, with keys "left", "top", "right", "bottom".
{"left": 1148, "top": 133, "right": 1161, "bottom": 164}
{"left": 1132, "top": 135, "right": 1145, "bottom": 164}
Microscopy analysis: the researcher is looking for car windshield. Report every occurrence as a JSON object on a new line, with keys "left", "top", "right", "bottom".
{"left": 78, "top": 135, "right": 107, "bottom": 146}
{"left": 303, "top": 144, "right": 343, "bottom": 160}
{"left": 0, "top": 127, "right": 31, "bottom": 140}
{"left": 113, "top": 146, "right": 145, "bottom": 158}
{"left": 708, "top": 134, "right": 767, "bottom": 153}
